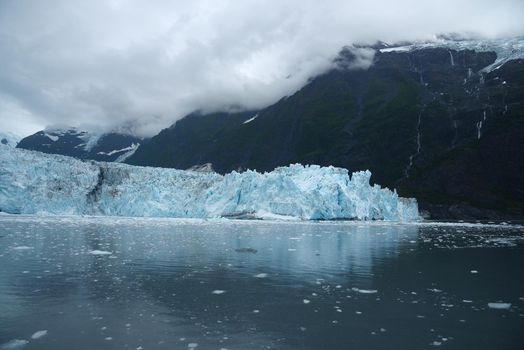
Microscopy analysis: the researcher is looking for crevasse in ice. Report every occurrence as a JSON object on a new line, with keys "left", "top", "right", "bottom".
{"left": 0, "top": 146, "right": 419, "bottom": 221}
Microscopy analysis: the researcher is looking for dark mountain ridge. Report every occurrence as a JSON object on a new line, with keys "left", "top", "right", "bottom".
{"left": 17, "top": 128, "right": 145, "bottom": 162}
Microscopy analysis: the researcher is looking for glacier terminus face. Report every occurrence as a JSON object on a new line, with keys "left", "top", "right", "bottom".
{"left": 0, "top": 146, "right": 419, "bottom": 221}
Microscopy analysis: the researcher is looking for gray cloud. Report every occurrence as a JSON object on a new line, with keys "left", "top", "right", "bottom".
{"left": 1, "top": 0, "right": 523, "bottom": 137}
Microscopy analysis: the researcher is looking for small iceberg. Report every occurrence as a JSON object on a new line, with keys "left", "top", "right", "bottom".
{"left": 0, "top": 339, "right": 29, "bottom": 350}
{"left": 31, "top": 330, "right": 48, "bottom": 340}
{"left": 88, "top": 250, "right": 112, "bottom": 255}
{"left": 487, "top": 302, "right": 511, "bottom": 309}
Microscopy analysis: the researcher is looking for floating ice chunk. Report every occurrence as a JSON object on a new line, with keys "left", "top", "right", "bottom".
{"left": 470, "top": 270, "right": 478, "bottom": 274}
{"left": 89, "top": 250, "right": 112, "bottom": 255}
{"left": 352, "top": 287, "right": 377, "bottom": 294}
{"left": 303, "top": 299, "right": 311, "bottom": 304}
{"left": 11, "top": 246, "right": 33, "bottom": 250}
{"left": 0, "top": 339, "right": 29, "bottom": 350}
{"left": 488, "top": 302, "right": 511, "bottom": 309}
{"left": 254, "top": 273, "right": 268, "bottom": 278}
{"left": 430, "top": 341, "right": 442, "bottom": 346}
{"left": 235, "top": 248, "right": 257, "bottom": 253}
{"left": 356, "top": 289, "right": 378, "bottom": 294}
{"left": 31, "top": 330, "right": 48, "bottom": 339}
{"left": 211, "top": 290, "right": 226, "bottom": 295}
{"left": 188, "top": 343, "right": 198, "bottom": 349}
{"left": 427, "top": 288, "right": 442, "bottom": 293}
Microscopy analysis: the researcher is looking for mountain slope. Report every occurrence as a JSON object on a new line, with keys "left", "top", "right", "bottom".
{"left": 127, "top": 46, "right": 524, "bottom": 219}
{"left": 17, "top": 128, "right": 144, "bottom": 162}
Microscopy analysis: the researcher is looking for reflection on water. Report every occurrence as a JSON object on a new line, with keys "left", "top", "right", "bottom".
{"left": 0, "top": 216, "right": 523, "bottom": 350}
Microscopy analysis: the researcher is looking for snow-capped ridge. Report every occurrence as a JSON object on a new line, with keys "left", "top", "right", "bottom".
{"left": 379, "top": 36, "right": 524, "bottom": 72}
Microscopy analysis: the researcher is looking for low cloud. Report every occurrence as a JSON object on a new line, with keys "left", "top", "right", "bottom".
{"left": 0, "top": 0, "right": 523, "bottom": 137}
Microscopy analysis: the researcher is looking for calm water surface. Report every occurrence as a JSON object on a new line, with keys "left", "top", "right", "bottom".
{"left": 0, "top": 216, "right": 523, "bottom": 350}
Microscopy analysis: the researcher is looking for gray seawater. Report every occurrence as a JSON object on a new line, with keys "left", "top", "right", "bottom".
{"left": 0, "top": 216, "right": 523, "bottom": 350}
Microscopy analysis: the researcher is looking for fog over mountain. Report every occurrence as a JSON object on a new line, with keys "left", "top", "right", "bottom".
{"left": 1, "top": 0, "right": 523, "bottom": 137}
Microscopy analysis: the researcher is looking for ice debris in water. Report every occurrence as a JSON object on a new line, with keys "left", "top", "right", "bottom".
{"left": 352, "top": 288, "right": 378, "bottom": 294}
{"left": 211, "top": 290, "right": 226, "bottom": 295}
{"left": 88, "top": 250, "right": 112, "bottom": 255}
{"left": 487, "top": 302, "right": 511, "bottom": 309}
{"left": 0, "top": 146, "right": 419, "bottom": 221}
{"left": 0, "top": 339, "right": 29, "bottom": 350}
{"left": 254, "top": 273, "right": 268, "bottom": 278}
{"left": 30, "top": 330, "right": 48, "bottom": 340}
{"left": 235, "top": 248, "right": 257, "bottom": 253}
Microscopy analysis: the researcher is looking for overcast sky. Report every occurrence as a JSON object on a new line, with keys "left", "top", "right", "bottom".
{"left": 1, "top": 0, "right": 523, "bottom": 137}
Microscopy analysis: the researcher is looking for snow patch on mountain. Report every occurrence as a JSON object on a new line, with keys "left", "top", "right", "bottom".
{"left": 79, "top": 132, "right": 102, "bottom": 152}
{"left": 42, "top": 127, "right": 101, "bottom": 151}
{"left": 43, "top": 133, "right": 59, "bottom": 142}
{"left": 97, "top": 143, "right": 140, "bottom": 157}
{"left": 114, "top": 143, "right": 140, "bottom": 163}
{"left": 0, "top": 146, "right": 419, "bottom": 221}
{"left": 243, "top": 114, "right": 258, "bottom": 124}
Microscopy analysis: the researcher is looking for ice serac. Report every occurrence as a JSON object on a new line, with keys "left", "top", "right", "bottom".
{"left": 0, "top": 146, "right": 419, "bottom": 221}
{"left": 0, "top": 132, "right": 21, "bottom": 147}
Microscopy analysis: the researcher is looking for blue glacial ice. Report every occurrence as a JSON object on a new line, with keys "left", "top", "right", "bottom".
{"left": 0, "top": 132, "right": 21, "bottom": 147}
{"left": 0, "top": 146, "right": 419, "bottom": 221}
